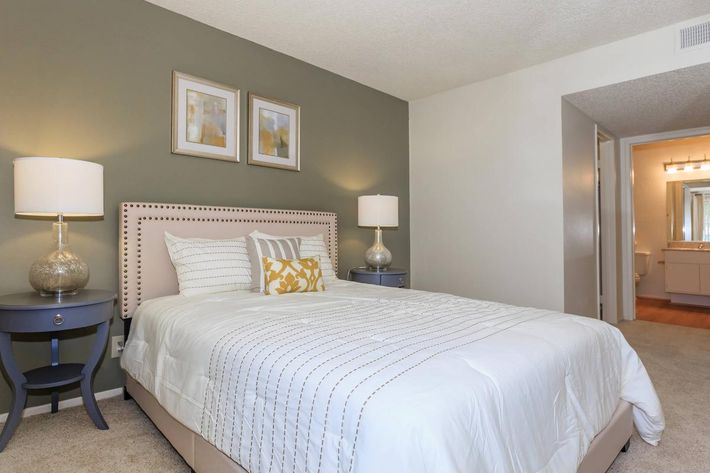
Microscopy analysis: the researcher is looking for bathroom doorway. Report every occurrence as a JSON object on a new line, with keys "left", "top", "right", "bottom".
{"left": 563, "top": 62, "right": 710, "bottom": 322}
{"left": 627, "top": 132, "right": 710, "bottom": 328}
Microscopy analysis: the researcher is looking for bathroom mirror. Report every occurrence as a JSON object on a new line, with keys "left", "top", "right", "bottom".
{"left": 667, "top": 179, "right": 710, "bottom": 241}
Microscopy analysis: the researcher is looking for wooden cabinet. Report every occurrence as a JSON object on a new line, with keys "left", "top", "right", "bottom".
{"left": 664, "top": 249, "right": 710, "bottom": 295}
{"left": 665, "top": 262, "right": 700, "bottom": 294}
{"left": 700, "top": 265, "right": 710, "bottom": 295}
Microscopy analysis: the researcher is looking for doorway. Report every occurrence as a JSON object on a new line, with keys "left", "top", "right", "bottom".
{"left": 624, "top": 130, "right": 710, "bottom": 327}
{"left": 564, "top": 62, "right": 710, "bottom": 321}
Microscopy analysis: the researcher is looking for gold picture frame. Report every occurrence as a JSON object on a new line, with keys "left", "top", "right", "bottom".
{"left": 248, "top": 93, "right": 300, "bottom": 171}
{"left": 171, "top": 71, "right": 240, "bottom": 162}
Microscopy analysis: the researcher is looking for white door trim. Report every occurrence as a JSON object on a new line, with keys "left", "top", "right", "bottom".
{"left": 619, "top": 125, "right": 710, "bottom": 320}
{"left": 594, "top": 125, "right": 602, "bottom": 319}
{"left": 598, "top": 134, "right": 617, "bottom": 324}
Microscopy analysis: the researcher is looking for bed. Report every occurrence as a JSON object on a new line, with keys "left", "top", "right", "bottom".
{"left": 118, "top": 202, "right": 664, "bottom": 473}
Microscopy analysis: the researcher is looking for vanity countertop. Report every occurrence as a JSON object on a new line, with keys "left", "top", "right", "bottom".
{"left": 662, "top": 247, "right": 710, "bottom": 252}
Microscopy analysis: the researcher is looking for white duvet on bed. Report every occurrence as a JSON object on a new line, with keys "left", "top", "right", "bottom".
{"left": 121, "top": 281, "right": 664, "bottom": 473}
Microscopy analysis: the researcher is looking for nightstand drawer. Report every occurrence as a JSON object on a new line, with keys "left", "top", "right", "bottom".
{"left": 351, "top": 272, "right": 382, "bottom": 285}
{"left": 349, "top": 268, "right": 407, "bottom": 288}
{"left": 381, "top": 274, "right": 406, "bottom": 288}
{"left": 0, "top": 300, "right": 113, "bottom": 333}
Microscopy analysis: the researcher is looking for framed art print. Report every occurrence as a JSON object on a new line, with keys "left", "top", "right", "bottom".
{"left": 248, "top": 93, "right": 300, "bottom": 171}
{"left": 172, "top": 71, "right": 240, "bottom": 162}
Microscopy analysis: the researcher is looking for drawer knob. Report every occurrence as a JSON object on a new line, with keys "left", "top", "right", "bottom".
{"left": 53, "top": 314, "right": 64, "bottom": 326}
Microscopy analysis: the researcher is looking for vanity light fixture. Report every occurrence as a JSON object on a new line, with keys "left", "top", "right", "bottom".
{"left": 664, "top": 155, "right": 710, "bottom": 174}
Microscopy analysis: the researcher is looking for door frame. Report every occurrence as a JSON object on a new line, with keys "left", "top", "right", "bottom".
{"left": 597, "top": 130, "right": 617, "bottom": 323}
{"left": 619, "top": 125, "right": 710, "bottom": 320}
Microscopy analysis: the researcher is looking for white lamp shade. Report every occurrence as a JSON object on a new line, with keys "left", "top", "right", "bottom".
{"left": 358, "top": 195, "right": 398, "bottom": 227}
{"left": 14, "top": 157, "right": 104, "bottom": 217}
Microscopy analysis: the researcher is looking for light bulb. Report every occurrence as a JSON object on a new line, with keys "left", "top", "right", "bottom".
{"left": 702, "top": 163, "right": 710, "bottom": 171}
{"left": 684, "top": 164, "right": 694, "bottom": 172}
{"left": 666, "top": 166, "right": 677, "bottom": 174}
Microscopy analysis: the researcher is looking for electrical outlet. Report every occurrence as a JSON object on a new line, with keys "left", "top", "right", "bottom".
{"left": 111, "top": 335, "right": 125, "bottom": 358}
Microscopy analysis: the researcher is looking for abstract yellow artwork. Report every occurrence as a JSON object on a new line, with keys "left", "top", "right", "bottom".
{"left": 248, "top": 93, "right": 300, "bottom": 171}
{"left": 186, "top": 90, "right": 227, "bottom": 147}
{"left": 258, "top": 108, "right": 290, "bottom": 158}
{"left": 172, "top": 71, "right": 239, "bottom": 162}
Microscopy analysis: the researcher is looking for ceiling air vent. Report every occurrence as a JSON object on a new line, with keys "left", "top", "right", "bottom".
{"left": 677, "top": 17, "right": 710, "bottom": 51}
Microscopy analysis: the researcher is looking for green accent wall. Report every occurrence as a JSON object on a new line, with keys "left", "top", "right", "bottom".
{"left": 0, "top": 0, "right": 409, "bottom": 411}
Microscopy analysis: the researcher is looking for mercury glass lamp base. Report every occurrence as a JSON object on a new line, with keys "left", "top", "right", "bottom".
{"left": 364, "top": 228, "right": 392, "bottom": 270}
{"left": 38, "top": 289, "right": 80, "bottom": 298}
{"left": 29, "top": 220, "right": 90, "bottom": 297}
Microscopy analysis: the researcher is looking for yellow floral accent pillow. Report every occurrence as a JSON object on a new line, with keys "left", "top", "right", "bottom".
{"left": 262, "top": 256, "right": 326, "bottom": 295}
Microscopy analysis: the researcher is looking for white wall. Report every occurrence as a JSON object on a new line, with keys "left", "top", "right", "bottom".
{"left": 410, "top": 17, "right": 710, "bottom": 311}
{"left": 561, "top": 100, "right": 598, "bottom": 317}
{"left": 633, "top": 136, "right": 710, "bottom": 299}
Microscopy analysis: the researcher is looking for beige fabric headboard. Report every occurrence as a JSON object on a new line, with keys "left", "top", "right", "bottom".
{"left": 119, "top": 202, "right": 338, "bottom": 319}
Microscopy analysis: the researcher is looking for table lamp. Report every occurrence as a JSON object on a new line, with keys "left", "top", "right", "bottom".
{"left": 13, "top": 157, "right": 104, "bottom": 296}
{"left": 358, "top": 194, "right": 398, "bottom": 270}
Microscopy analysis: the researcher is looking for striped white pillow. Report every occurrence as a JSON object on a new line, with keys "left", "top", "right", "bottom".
{"left": 164, "top": 232, "right": 252, "bottom": 296}
{"left": 246, "top": 233, "right": 301, "bottom": 292}
{"left": 299, "top": 235, "right": 337, "bottom": 282}
{"left": 251, "top": 231, "right": 337, "bottom": 282}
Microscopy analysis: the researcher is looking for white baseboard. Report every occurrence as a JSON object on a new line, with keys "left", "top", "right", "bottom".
{"left": 0, "top": 387, "right": 123, "bottom": 423}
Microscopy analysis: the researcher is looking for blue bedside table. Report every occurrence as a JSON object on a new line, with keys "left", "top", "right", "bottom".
{"left": 348, "top": 267, "right": 407, "bottom": 288}
{"left": 0, "top": 289, "right": 115, "bottom": 452}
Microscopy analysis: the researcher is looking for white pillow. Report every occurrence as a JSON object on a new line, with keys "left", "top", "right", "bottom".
{"left": 164, "top": 232, "right": 252, "bottom": 296}
{"left": 299, "top": 235, "right": 338, "bottom": 281}
{"left": 246, "top": 233, "right": 301, "bottom": 293}
{"left": 251, "top": 231, "right": 338, "bottom": 281}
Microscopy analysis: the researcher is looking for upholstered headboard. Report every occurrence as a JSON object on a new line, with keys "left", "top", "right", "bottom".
{"left": 119, "top": 202, "right": 338, "bottom": 319}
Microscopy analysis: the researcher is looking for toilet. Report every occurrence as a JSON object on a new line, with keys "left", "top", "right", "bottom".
{"left": 634, "top": 251, "right": 651, "bottom": 284}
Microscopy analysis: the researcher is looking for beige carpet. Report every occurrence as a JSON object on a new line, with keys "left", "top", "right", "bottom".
{"left": 607, "top": 321, "right": 709, "bottom": 473}
{"left": 0, "top": 320, "right": 707, "bottom": 472}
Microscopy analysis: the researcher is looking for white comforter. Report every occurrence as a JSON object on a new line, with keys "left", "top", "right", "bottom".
{"left": 121, "top": 281, "right": 664, "bottom": 473}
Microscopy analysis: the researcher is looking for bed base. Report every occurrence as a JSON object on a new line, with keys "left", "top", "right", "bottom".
{"left": 123, "top": 319, "right": 132, "bottom": 400}
{"left": 578, "top": 400, "right": 633, "bottom": 473}
{"left": 126, "top": 375, "right": 248, "bottom": 473}
{"left": 124, "top": 373, "right": 632, "bottom": 473}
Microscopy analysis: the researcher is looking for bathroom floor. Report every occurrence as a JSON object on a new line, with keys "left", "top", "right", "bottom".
{"left": 636, "top": 297, "right": 710, "bottom": 329}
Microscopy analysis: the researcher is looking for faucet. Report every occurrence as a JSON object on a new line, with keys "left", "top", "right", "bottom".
{"left": 699, "top": 243, "right": 705, "bottom": 250}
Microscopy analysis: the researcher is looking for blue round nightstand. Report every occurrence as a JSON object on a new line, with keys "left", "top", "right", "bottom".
{"left": 0, "top": 289, "right": 115, "bottom": 452}
{"left": 348, "top": 267, "right": 407, "bottom": 288}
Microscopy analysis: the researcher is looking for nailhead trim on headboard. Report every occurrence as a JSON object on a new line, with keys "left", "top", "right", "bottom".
{"left": 119, "top": 202, "right": 338, "bottom": 319}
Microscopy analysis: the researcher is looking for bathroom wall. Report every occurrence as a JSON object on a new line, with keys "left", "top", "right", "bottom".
{"left": 633, "top": 135, "right": 710, "bottom": 299}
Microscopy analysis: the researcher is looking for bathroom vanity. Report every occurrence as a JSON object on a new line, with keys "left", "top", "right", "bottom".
{"left": 662, "top": 177, "right": 710, "bottom": 307}
{"left": 663, "top": 244, "right": 710, "bottom": 306}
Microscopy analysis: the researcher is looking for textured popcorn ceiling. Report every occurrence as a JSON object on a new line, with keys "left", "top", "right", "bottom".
{"left": 146, "top": 0, "right": 710, "bottom": 99}
{"left": 565, "top": 62, "right": 710, "bottom": 138}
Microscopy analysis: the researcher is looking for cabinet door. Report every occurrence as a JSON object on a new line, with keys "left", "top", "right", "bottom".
{"left": 699, "top": 265, "right": 710, "bottom": 295}
{"left": 665, "top": 263, "right": 700, "bottom": 294}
